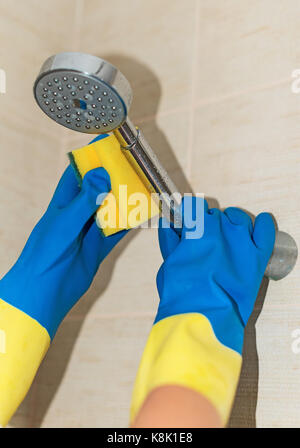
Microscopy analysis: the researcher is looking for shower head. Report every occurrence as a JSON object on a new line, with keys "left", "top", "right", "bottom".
{"left": 34, "top": 51, "right": 180, "bottom": 215}
{"left": 34, "top": 52, "right": 132, "bottom": 134}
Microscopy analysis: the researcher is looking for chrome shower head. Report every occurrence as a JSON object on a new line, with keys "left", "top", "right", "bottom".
{"left": 34, "top": 52, "right": 132, "bottom": 134}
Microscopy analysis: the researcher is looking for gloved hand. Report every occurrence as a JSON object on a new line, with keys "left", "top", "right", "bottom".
{"left": 0, "top": 165, "right": 127, "bottom": 339}
{"left": 130, "top": 197, "right": 275, "bottom": 426}
{"left": 0, "top": 160, "right": 127, "bottom": 426}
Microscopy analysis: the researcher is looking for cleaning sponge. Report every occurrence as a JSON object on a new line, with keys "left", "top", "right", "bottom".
{"left": 69, "top": 134, "right": 159, "bottom": 236}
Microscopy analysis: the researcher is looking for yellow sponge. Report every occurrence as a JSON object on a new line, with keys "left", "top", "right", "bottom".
{"left": 68, "top": 134, "right": 159, "bottom": 236}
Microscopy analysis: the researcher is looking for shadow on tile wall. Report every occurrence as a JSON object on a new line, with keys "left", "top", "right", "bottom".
{"left": 101, "top": 54, "right": 192, "bottom": 194}
{"left": 29, "top": 230, "right": 138, "bottom": 427}
{"left": 229, "top": 278, "right": 270, "bottom": 428}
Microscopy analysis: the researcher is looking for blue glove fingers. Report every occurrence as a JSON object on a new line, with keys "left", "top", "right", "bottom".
{"left": 59, "top": 167, "right": 111, "bottom": 239}
{"left": 223, "top": 207, "right": 253, "bottom": 233}
{"left": 182, "top": 196, "right": 209, "bottom": 222}
{"left": 50, "top": 165, "right": 81, "bottom": 209}
{"left": 82, "top": 222, "right": 128, "bottom": 275}
{"left": 102, "top": 228, "right": 129, "bottom": 249}
{"left": 252, "top": 212, "right": 276, "bottom": 255}
{"left": 158, "top": 217, "right": 180, "bottom": 260}
{"left": 181, "top": 196, "right": 208, "bottom": 240}
{"left": 89, "top": 134, "right": 109, "bottom": 145}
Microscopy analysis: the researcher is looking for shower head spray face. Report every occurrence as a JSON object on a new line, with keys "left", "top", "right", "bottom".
{"left": 34, "top": 52, "right": 132, "bottom": 134}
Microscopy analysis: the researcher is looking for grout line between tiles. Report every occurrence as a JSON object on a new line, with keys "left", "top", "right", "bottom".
{"left": 132, "top": 77, "right": 291, "bottom": 129}
{"left": 186, "top": 0, "right": 201, "bottom": 180}
{"left": 72, "top": 0, "right": 85, "bottom": 51}
{"left": 63, "top": 303, "right": 300, "bottom": 324}
{"left": 193, "top": 76, "right": 292, "bottom": 109}
{"left": 133, "top": 104, "right": 184, "bottom": 125}
{"left": 65, "top": 311, "right": 155, "bottom": 322}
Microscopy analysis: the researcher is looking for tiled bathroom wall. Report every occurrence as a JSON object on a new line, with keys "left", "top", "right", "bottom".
{"left": 0, "top": 0, "right": 80, "bottom": 427}
{"left": 1, "top": 0, "right": 299, "bottom": 427}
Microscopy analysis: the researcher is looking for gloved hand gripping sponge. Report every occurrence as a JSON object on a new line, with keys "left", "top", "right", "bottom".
{"left": 68, "top": 134, "right": 159, "bottom": 235}
{"left": 0, "top": 133, "right": 159, "bottom": 427}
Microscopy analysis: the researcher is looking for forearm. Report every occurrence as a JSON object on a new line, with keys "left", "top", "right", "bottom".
{"left": 130, "top": 313, "right": 242, "bottom": 427}
{"left": 131, "top": 385, "right": 222, "bottom": 428}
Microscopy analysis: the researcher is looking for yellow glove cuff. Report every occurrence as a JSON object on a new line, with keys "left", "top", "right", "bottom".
{"left": 0, "top": 299, "right": 50, "bottom": 427}
{"left": 130, "top": 313, "right": 242, "bottom": 426}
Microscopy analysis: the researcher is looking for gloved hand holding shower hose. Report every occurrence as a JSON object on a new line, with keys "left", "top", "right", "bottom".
{"left": 131, "top": 197, "right": 275, "bottom": 427}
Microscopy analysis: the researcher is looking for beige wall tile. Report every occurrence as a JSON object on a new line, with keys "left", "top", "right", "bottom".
{"left": 31, "top": 314, "right": 153, "bottom": 427}
{"left": 190, "top": 78, "right": 300, "bottom": 428}
{"left": 0, "top": 0, "right": 82, "bottom": 272}
{"left": 0, "top": 0, "right": 80, "bottom": 138}
{"left": 256, "top": 308, "right": 300, "bottom": 427}
{"left": 79, "top": 0, "right": 197, "bottom": 119}
{"left": 0, "top": 1, "right": 82, "bottom": 426}
{"left": 229, "top": 299, "right": 300, "bottom": 427}
{"left": 68, "top": 228, "right": 160, "bottom": 319}
{"left": 0, "top": 130, "right": 62, "bottom": 272}
{"left": 190, "top": 83, "right": 300, "bottom": 227}
{"left": 196, "top": 0, "right": 300, "bottom": 101}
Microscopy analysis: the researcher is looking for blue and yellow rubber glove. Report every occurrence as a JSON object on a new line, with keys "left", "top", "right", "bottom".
{"left": 130, "top": 197, "right": 275, "bottom": 426}
{"left": 0, "top": 162, "right": 127, "bottom": 426}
